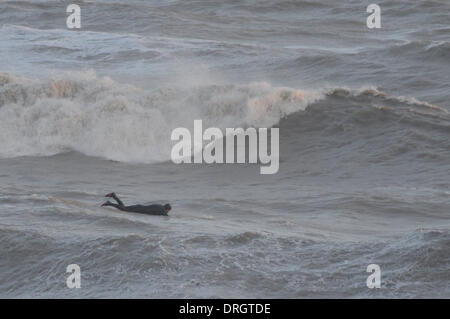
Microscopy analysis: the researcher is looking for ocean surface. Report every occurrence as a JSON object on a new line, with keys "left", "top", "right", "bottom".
{"left": 0, "top": 0, "right": 449, "bottom": 298}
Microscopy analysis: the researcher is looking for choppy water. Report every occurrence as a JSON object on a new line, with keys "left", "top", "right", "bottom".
{"left": 0, "top": 0, "right": 449, "bottom": 298}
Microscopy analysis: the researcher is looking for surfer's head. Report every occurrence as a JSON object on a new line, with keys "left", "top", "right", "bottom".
{"left": 164, "top": 203, "right": 172, "bottom": 214}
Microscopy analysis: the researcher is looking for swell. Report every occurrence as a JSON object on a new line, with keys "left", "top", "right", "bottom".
{"left": 386, "top": 40, "right": 450, "bottom": 63}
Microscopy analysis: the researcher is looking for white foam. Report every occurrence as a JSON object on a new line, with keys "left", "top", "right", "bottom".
{"left": 0, "top": 71, "right": 325, "bottom": 163}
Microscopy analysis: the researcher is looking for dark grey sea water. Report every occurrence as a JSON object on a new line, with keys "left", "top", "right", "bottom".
{"left": 0, "top": 0, "right": 449, "bottom": 298}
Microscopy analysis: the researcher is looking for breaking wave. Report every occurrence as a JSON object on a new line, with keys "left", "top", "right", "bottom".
{"left": 0, "top": 71, "right": 448, "bottom": 163}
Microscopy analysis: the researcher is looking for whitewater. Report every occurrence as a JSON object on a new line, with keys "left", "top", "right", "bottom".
{"left": 0, "top": 0, "right": 449, "bottom": 298}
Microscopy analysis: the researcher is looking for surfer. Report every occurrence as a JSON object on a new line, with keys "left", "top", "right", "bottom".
{"left": 101, "top": 192, "right": 171, "bottom": 216}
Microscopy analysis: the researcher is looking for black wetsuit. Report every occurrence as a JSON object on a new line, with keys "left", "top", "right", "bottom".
{"left": 104, "top": 194, "right": 168, "bottom": 216}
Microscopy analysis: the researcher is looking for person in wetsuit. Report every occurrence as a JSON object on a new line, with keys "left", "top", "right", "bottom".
{"left": 101, "top": 192, "right": 171, "bottom": 216}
